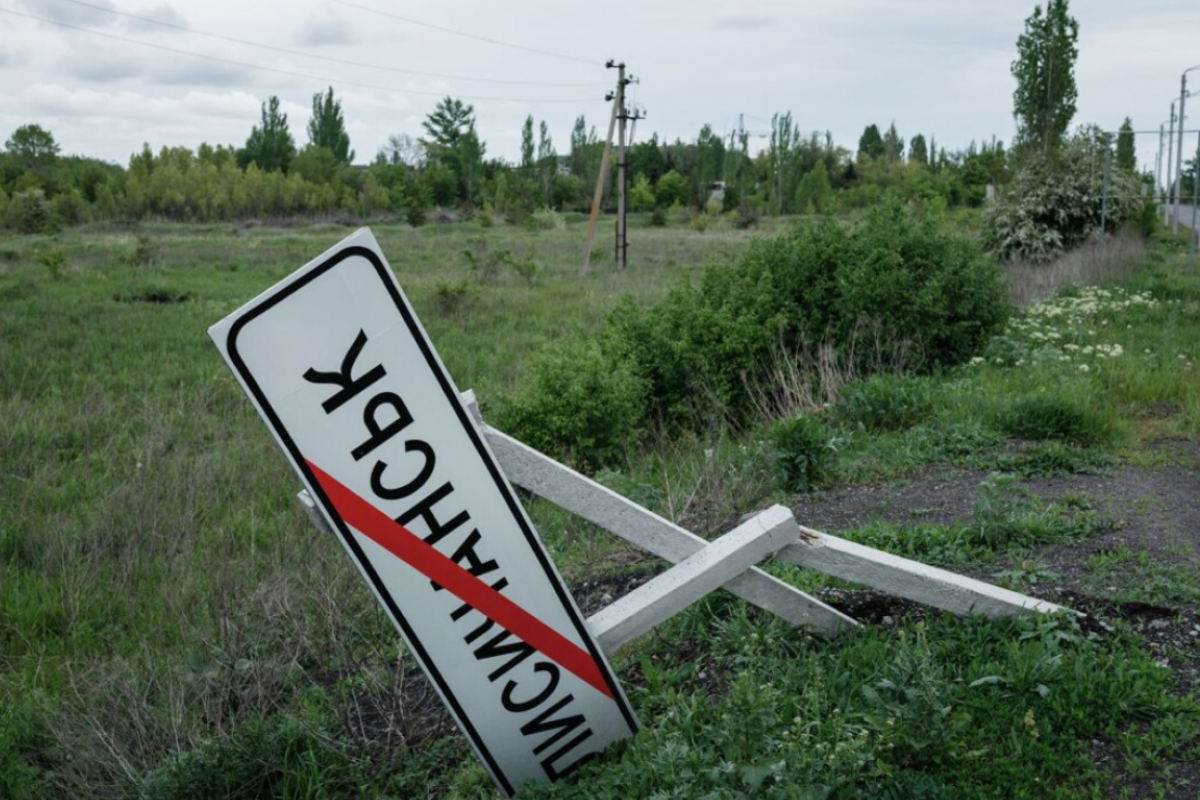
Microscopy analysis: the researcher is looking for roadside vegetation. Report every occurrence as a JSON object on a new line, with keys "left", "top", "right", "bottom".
{"left": 2, "top": 206, "right": 1199, "bottom": 798}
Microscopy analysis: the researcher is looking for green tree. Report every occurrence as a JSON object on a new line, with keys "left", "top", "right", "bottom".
{"left": 421, "top": 97, "right": 484, "bottom": 203}
{"left": 292, "top": 145, "right": 339, "bottom": 185}
{"left": 795, "top": 161, "right": 833, "bottom": 213}
{"left": 1012, "top": 0, "right": 1079, "bottom": 156}
{"left": 694, "top": 124, "right": 725, "bottom": 208}
{"left": 240, "top": 96, "right": 296, "bottom": 173}
{"left": 307, "top": 87, "right": 354, "bottom": 165}
{"left": 909, "top": 133, "right": 929, "bottom": 165}
{"left": 520, "top": 115, "right": 535, "bottom": 169}
{"left": 629, "top": 173, "right": 655, "bottom": 211}
{"left": 537, "top": 120, "right": 556, "bottom": 204}
{"left": 655, "top": 170, "right": 687, "bottom": 207}
{"left": 1116, "top": 117, "right": 1136, "bottom": 172}
{"left": 5, "top": 124, "right": 60, "bottom": 169}
{"left": 858, "top": 124, "right": 885, "bottom": 160}
{"left": 423, "top": 97, "right": 475, "bottom": 152}
{"left": 883, "top": 123, "right": 905, "bottom": 165}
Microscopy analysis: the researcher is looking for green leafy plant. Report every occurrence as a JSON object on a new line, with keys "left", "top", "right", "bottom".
{"left": 496, "top": 338, "right": 648, "bottom": 471}
{"left": 432, "top": 279, "right": 474, "bottom": 317}
{"left": 770, "top": 414, "right": 836, "bottom": 492}
{"left": 128, "top": 234, "right": 160, "bottom": 267}
{"left": 32, "top": 246, "right": 68, "bottom": 280}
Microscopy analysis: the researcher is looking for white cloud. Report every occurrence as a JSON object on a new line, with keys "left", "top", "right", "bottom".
{"left": 295, "top": 11, "right": 356, "bottom": 47}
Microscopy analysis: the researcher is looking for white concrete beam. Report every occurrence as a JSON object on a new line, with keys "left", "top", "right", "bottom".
{"left": 777, "top": 526, "right": 1072, "bottom": 618}
{"left": 459, "top": 391, "right": 856, "bottom": 635}
{"left": 587, "top": 506, "right": 798, "bottom": 653}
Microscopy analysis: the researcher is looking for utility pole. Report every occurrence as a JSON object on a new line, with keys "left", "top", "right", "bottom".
{"left": 1173, "top": 66, "right": 1200, "bottom": 234}
{"left": 1174, "top": 77, "right": 1188, "bottom": 233}
{"left": 615, "top": 62, "right": 628, "bottom": 268}
{"left": 1100, "top": 133, "right": 1112, "bottom": 240}
{"left": 612, "top": 63, "right": 642, "bottom": 269}
{"left": 1166, "top": 102, "right": 1176, "bottom": 227}
{"left": 1157, "top": 123, "right": 1165, "bottom": 200}
{"left": 579, "top": 88, "right": 619, "bottom": 276}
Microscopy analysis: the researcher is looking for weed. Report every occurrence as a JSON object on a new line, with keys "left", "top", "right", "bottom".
{"left": 127, "top": 234, "right": 160, "bottom": 267}
{"left": 432, "top": 279, "right": 474, "bottom": 317}
{"left": 32, "top": 246, "right": 68, "bottom": 280}
{"left": 994, "top": 441, "right": 1107, "bottom": 477}
{"left": 769, "top": 414, "right": 837, "bottom": 493}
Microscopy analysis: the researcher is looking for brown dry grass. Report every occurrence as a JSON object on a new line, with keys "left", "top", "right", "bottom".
{"left": 1005, "top": 232, "right": 1149, "bottom": 308}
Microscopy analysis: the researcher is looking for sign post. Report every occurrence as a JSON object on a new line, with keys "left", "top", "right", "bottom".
{"left": 209, "top": 229, "right": 637, "bottom": 795}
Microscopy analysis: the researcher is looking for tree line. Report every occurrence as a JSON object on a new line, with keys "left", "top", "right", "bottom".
{"left": 0, "top": 0, "right": 1163, "bottom": 235}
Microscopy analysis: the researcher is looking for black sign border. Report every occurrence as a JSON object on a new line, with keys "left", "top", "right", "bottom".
{"left": 223, "top": 244, "right": 637, "bottom": 796}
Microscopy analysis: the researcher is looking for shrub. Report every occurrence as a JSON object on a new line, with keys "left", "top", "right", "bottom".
{"left": 496, "top": 338, "right": 648, "bottom": 471}
{"left": 11, "top": 189, "right": 55, "bottom": 234}
{"left": 404, "top": 197, "right": 427, "bottom": 227}
{"left": 690, "top": 213, "right": 709, "bottom": 233}
{"left": 128, "top": 234, "right": 160, "bottom": 267}
{"left": 50, "top": 189, "right": 86, "bottom": 227}
{"left": 605, "top": 202, "right": 1007, "bottom": 427}
{"left": 770, "top": 415, "right": 836, "bottom": 492}
{"left": 1127, "top": 198, "right": 1160, "bottom": 239}
{"left": 528, "top": 208, "right": 566, "bottom": 231}
{"left": 503, "top": 250, "right": 538, "bottom": 286}
{"left": 837, "top": 374, "right": 933, "bottom": 431}
{"left": 649, "top": 207, "right": 668, "bottom": 227}
{"left": 984, "top": 131, "right": 1141, "bottom": 262}
{"left": 32, "top": 246, "right": 68, "bottom": 280}
{"left": 998, "top": 394, "right": 1117, "bottom": 445}
{"left": 432, "top": 279, "right": 474, "bottom": 317}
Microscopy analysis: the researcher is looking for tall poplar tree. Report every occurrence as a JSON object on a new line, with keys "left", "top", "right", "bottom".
{"left": 1012, "top": 0, "right": 1079, "bottom": 156}
{"left": 307, "top": 87, "right": 354, "bottom": 165}
{"left": 240, "top": 96, "right": 296, "bottom": 173}
{"left": 1115, "top": 117, "right": 1136, "bottom": 173}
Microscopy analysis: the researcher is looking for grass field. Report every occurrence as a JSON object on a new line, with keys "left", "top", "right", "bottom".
{"left": 2, "top": 215, "right": 1199, "bottom": 799}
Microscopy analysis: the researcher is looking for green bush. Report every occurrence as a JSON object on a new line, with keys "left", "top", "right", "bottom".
{"left": 605, "top": 202, "right": 1008, "bottom": 427}
{"left": 496, "top": 338, "right": 648, "bottom": 471}
{"left": 32, "top": 246, "right": 68, "bottom": 280}
{"left": 404, "top": 197, "right": 427, "bottom": 228}
{"left": 649, "top": 207, "right": 667, "bottom": 227}
{"left": 770, "top": 415, "right": 836, "bottom": 492}
{"left": 837, "top": 375, "right": 933, "bottom": 431}
{"left": 11, "top": 189, "right": 55, "bottom": 234}
{"left": 984, "top": 131, "right": 1141, "bottom": 262}
{"left": 1127, "top": 198, "right": 1161, "bottom": 239}
{"left": 998, "top": 394, "right": 1117, "bottom": 445}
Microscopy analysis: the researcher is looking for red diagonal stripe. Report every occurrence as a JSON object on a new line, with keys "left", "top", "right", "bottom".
{"left": 306, "top": 460, "right": 614, "bottom": 700}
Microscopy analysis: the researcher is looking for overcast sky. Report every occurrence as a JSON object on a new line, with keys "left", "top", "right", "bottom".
{"left": 0, "top": 0, "right": 1197, "bottom": 171}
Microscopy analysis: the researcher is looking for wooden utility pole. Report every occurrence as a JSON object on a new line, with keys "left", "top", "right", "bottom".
{"left": 581, "top": 60, "right": 641, "bottom": 273}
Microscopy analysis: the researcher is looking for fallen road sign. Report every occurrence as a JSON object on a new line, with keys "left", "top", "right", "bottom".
{"left": 208, "top": 229, "right": 637, "bottom": 795}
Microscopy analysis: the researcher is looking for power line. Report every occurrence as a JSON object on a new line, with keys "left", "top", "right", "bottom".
{"left": 0, "top": 7, "right": 598, "bottom": 104}
{"left": 46, "top": 0, "right": 605, "bottom": 88}
{"left": 333, "top": 0, "right": 599, "bottom": 67}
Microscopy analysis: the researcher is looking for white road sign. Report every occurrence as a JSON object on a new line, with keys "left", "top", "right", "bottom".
{"left": 208, "top": 229, "right": 637, "bottom": 795}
